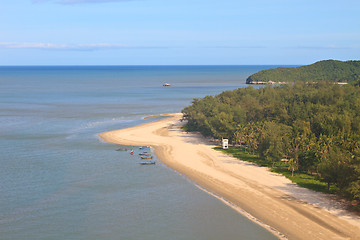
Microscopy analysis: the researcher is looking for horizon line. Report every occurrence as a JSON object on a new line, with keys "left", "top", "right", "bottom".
{"left": 0, "top": 64, "right": 302, "bottom": 67}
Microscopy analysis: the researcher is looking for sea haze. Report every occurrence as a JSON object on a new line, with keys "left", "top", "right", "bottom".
{"left": 0, "top": 66, "right": 279, "bottom": 240}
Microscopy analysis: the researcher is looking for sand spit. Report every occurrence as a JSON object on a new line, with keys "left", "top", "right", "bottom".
{"left": 99, "top": 113, "right": 360, "bottom": 240}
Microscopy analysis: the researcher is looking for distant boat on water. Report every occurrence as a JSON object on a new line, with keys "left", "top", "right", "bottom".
{"left": 139, "top": 153, "right": 151, "bottom": 156}
{"left": 163, "top": 83, "right": 171, "bottom": 87}
{"left": 141, "top": 156, "right": 153, "bottom": 159}
{"left": 116, "top": 148, "right": 127, "bottom": 151}
{"left": 139, "top": 146, "right": 149, "bottom": 149}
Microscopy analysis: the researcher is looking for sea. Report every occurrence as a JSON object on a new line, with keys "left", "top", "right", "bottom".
{"left": 0, "top": 66, "right": 281, "bottom": 240}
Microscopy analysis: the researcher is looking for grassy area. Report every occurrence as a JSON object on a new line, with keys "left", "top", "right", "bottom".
{"left": 214, "top": 146, "right": 338, "bottom": 194}
{"left": 273, "top": 165, "right": 338, "bottom": 194}
{"left": 181, "top": 125, "right": 190, "bottom": 132}
{"left": 214, "top": 146, "right": 269, "bottom": 167}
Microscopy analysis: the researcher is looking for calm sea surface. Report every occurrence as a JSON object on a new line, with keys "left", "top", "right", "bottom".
{"left": 0, "top": 66, "right": 280, "bottom": 240}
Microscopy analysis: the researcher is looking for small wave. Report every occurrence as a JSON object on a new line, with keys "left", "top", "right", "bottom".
{"left": 66, "top": 116, "right": 144, "bottom": 139}
{"left": 82, "top": 118, "right": 128, "bottom": 129}
{"left": 0, "top": 117, "right": 34, "bottom": 129}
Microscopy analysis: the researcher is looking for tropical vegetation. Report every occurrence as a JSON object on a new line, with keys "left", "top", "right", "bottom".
{"left": 246, "top": 60, "right": 360, "bottom": 84}
{"left": 182, "top": 82, "right": 360, "bottom": 204}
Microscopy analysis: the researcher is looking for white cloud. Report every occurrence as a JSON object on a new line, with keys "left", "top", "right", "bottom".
{"left": 32, "top": 0, "right": 136, "bottom": 4}
{"left": 205, "top": 46, "right": 267, "bottom": 49}
{"left": 296, "top": 45, "right": 352, "bottom": 50}
{"left": 0, "top": 42, "right": 140, "bottom": 51}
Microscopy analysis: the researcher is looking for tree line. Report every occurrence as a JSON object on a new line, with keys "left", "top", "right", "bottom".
{"left": 182, "top": 82, "right": 360, "bottom": 202}
{"left": 246, "top": 60, "right": 360, "bottom": 84}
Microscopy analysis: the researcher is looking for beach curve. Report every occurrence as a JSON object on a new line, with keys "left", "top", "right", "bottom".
{"left": 99, "top": 113, "right": 360, "bottom": 240}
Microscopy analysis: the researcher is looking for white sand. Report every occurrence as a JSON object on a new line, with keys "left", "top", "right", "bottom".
{"left": 99, "top": 113, "right": 360, "bottom": 240}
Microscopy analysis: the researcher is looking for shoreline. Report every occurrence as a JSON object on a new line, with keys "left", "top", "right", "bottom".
{"left": 99, "top": 113, "right": 360, "bottom": 240}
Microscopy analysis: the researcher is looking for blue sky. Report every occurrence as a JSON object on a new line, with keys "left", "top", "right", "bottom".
{"left": 0, "top": 0, "right": 359, "bottom": 65}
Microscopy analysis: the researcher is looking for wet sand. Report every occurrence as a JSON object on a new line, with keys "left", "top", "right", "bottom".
{"left": 99, "top": 113, "right": 360, "bottom": 240}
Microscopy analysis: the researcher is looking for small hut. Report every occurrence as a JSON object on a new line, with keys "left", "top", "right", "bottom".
{"left": 222, "top": 138, "right": 228, "bottom": 149}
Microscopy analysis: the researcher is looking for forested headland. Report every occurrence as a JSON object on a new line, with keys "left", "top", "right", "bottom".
{"left": 182, "top": 82, "right": 360, "bottom": 204}
{"left": 246, "top": 60, "right": 360, "bottom": 84}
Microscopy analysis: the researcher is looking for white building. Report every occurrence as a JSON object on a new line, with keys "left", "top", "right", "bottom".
{"left": 222, "top": 139, "right": 228, "bottom": 149}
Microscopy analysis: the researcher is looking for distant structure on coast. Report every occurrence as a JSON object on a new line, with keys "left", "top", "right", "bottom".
{"left": 222, "top": 139, "right": 228, "bottom": 149}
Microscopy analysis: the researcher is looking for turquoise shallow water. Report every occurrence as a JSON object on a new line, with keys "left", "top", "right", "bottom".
{"left": 0, "top": 66, "right": 280, "bottom": 240}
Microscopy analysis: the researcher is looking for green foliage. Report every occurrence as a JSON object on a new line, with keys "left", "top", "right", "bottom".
{"left": 215, "top": 146, "right": 338, "bottom": 194}
{"left": 182, "top": 82, "right": 360, "bottom": 202}
{"left": 259, "top": 121, "right": 291, "bottom": 166}
{"left": 274, "top": 167, "right": 338, "bottom": 194}
{"left": 214, "top": 146, "right": 268, "bottom": 166}
{"left": 318, "top": 149, "right": 354, "bottom": 191}
{"left": 246, "top": 60, "right": 360, "bottom": 84}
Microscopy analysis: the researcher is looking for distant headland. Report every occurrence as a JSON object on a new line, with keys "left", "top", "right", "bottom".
{"left": 246, "top": 59, "right": 360, "bottom": 84}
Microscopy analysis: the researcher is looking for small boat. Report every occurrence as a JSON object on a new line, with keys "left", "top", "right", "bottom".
{"left": 139, "top": 153, "right": 151, "bottom": 156}
{"left": 141, "top": 156, "right": 153, "bottom": 159}
{"left": 163, "top": 83, "right": 171, "bottom": 87}
{"left": 116, "top": 148, "right": 127, "bottom": 151}
{"left": 139, "top": 161, "right": 156, "bottom": 165}
{"left": 130, "top": 150, "right": 134, "bottom": 155}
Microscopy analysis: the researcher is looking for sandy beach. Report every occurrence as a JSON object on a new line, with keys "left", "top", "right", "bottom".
{"left": 99, "top": 113, "right": 360, "bottom": 240}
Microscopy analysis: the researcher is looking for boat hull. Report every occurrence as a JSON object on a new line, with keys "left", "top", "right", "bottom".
{"left": 139, "top": 161, "right": 156, "bottom": 165}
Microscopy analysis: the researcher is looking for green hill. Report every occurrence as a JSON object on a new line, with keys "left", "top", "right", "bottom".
{"left": 246, "top": 60, "right": 360, "bottom": 84}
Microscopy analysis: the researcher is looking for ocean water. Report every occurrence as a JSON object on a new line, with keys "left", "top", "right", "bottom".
{"left": 0, "top": 66, "right": 279, "bottom": 240}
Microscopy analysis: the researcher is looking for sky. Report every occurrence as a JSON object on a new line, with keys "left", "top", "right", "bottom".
{"left": 0, "top": 0, "right": 359, "bottom": 65}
